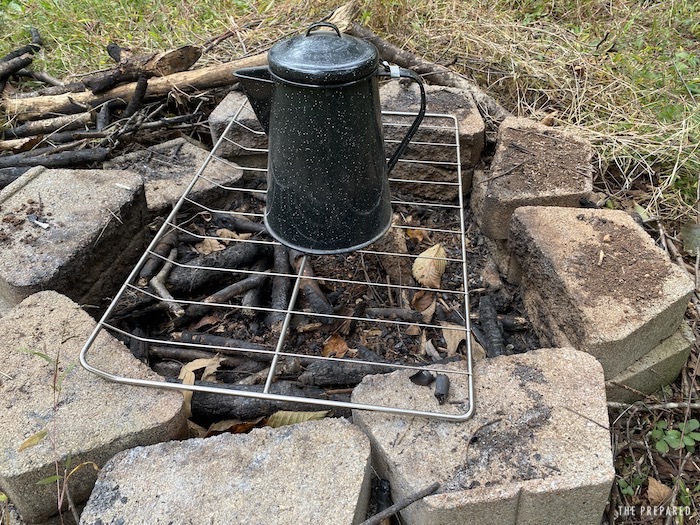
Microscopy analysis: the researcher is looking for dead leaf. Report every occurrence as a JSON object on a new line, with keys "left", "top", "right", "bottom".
{"left": 216, "top": 228, "right": 252, "bottom": 241}
{"left": 424, "top": 338, "right": 441, "bottom": 360}
{"left": 206, "top": 417, "right": 264, "bottom": 436}
{"left": 18, "top": 429, "right": 48, "bottom": 451}
{"left": 406, "top": 228, "right": 425, "bottom": 242}
{"left": 647, "top": 476, "right": 673, "bottom": 506}
{"left": 266, "top": 410, "right": 328, "bottom": 428}
{"left": 405, "top": 324, "right": 421, "bottom": 336}
{"left": 440, "top": 322, "right": 467, "bottom": 356}
{"left": 412, "top": 244, "right": 447, "bottom": 288}
{"left": 179, "top": 357, "right": 221, "bottom": 418}
{"left": 195, "top": 238, "right": 225, "bottom": 255}
{"left": 201, "top": 356, "right": 224, "bottom": 382}
{"left": 471, "top": 335, "right": 486, "bottom": 361}
{"left": 322, "top": 334, "right": 353, "bottom": 358}
{"left": 412, "top": 290, "right": 436, "bottom": 323}
{"left": 190, "top": 314, "right": 220, "bottom": 331}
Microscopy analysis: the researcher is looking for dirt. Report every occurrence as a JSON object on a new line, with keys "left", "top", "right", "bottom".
{"left": 569, "top": 213, "right": 671, "bottom": 309}
{"left": 489, "top": 124, "right": 590, "bottom": 196}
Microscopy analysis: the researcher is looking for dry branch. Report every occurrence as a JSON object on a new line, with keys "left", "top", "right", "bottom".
{"left": 4, "top": 112, "right": 93, "bottom": 139}
{"left": 4, "top": 52, "right": 268, "bottom": 121}
{"left": 347, "top": 23, "right": 511, "bottom": 127}
{"left": 83, "top": 45, "right": 202, "bottom": 94}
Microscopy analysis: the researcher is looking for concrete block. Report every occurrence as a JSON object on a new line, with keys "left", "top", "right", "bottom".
{"left": 80, "top": 419, "right": 372, "bottom": 525}
{"left": 606, "top": 322, "right": 694, "bottom": 403}
{"left": 352, "top": 348, "right": 614, "bottom": 525}
{"left": 0, "top": 167, "right": 146, "bottom": 310}
{"left": 380, "top": 82, "right": 485, "bottom": 199}
{"left": 510, "top": 206, "right": 694, "bottom": 378}
{"left": 0, "top": 291, "right": 186, "bottom": 523}
{"left": 104, "top": 137, "right": 243, "bottom": 216}
{"left": 208, "top": 89, "right": 269, "bottom": 159}
{"left": 483, "top": 236, "right": 521, "bottom": 285}
{"left": 472, "top": 117, "right": 593, "bottom": 239}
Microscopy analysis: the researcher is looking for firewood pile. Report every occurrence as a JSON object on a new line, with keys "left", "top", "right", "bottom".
{"left": 0, "top": 27, "right": 266, "bottom": 190}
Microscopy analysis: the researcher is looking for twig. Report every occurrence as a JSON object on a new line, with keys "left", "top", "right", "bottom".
{"left": 608, "top": 401, "right": 700, "bottom": 411}
{"left": 149, "top": 248, "right": 185, "bottom": 317}
{"left": 359, "top": 482, "right": 441, "bottom": 525}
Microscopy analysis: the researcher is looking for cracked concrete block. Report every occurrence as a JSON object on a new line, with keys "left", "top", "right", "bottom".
{"left": 472, "top": 118, "right": 593, "bottom": 239}
{"left": 352, "top": 348, "right": 614, "bottom": 525}
{"left": 380, "top": 82, "right": 485, "bottom": 199}
{"left": 208, "top": 89, "right": 269, "bottom": 159}
{"left": 80, "top": 419, "right": 372, "bottom": 525}
{"left": 606, "top": 322, "right": 694, "bottom": 403}
{"left": 0, "top": 167, "right": 146, "bottom": 310}
{"left": 104, "top": 137, "right": 243, "bottom": 216}
{"left": 0, "top": 291, "right": 186, "bottom": 523}
{"left": 510, "top": 206, "right": 694, "bottom": 378}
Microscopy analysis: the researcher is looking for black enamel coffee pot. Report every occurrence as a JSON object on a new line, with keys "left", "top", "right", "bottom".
{"left": 235, "top": 22, "right": 426, "bottom": 254}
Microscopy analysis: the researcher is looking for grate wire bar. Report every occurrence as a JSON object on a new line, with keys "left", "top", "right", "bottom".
{"left": 80, "top": 103, "right": 475, "bottom": 421}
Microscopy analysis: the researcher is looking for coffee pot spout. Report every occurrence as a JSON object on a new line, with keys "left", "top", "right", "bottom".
{"left": 234, "top": 66, "right": 274, "bottom": 134}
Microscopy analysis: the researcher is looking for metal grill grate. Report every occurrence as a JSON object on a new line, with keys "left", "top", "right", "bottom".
{"left": 80, "top": 102, "right": 475, "bottom": 421}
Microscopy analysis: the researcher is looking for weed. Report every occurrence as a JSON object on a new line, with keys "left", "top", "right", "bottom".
{"left": 650, "top": 419, "right": 700, "bottom": 454}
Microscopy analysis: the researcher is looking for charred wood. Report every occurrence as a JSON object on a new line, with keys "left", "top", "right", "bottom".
{"left": 266, "top": 244, "right": 291, "bottom": 329}
{"left": 212, "top": 212, "right": 267, "bottom": 234}
{"left": 176, "top": 331, "right": 275, "bottom": 359}
{"left": 138, "top": 230, "right": 179, "bottom": 284}
{"left": 121, "top": 75, "right": 148, "bottom": 118}
{"left": 0, "top": 146, "right": 109, "bottom": 169}
{"left": 166, "top": 241, "right": 266, "bottom": 293}
{"left": 149, "top": 345, "right": 244, "bottom": 367}
{"left": 477, "top": 295, "right": 506, "bottom": 357}
{"left": 298, "top": 346, "right": 389, "bottom": 387}
{"left": 181, "top": 379, "right": 330, "bottom": 423}
{"left": 365, "top": 307, "right": 423, "bottom": 323}
{"left": 289, "top": 249, "right": 335, "bottom": 323}
{"left": 0, "top": 54, "right": 34, "bottom": 81}
{"left": 0, "top": 167, "right": 31, "bottom": 189}
{"left": 180, "top": 269, "right": 270, "bottom": 322}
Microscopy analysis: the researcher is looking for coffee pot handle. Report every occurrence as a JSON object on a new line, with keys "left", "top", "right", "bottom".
{"left": 379, "top": 62, "right": 427, "bottom": 173}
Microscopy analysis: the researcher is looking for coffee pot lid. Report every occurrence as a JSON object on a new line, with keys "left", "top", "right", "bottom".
{"left": 268, "top": 22, "right": 378, "bottom": 85}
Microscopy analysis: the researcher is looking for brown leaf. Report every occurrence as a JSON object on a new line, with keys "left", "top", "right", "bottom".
{"left": 405, "top": 324, "right": 421, "bottom": 336}
{"left": 195, "top": 238, "right": 225, "bottom": 255}
{"left": 322, "top": 334, "right": 353, "bottom": 358}
{"left": 440, "top": 322, "right": 467, "bottom": 356}
{"left": 216, "top": 228, "right": 252, "bottom": 241}
{"left": 406, "top": 228, "right": 425, "bottom": 242}
{"left": 206, "top": 417, "right": 264, "bottom": 436}
{"left": 411, "top": 290, "right": 436, "bottom": 323}
{"left": 412, "top": 244, "right": 446, "bottom": 288}
{"left": 179, "top": 358, "right": 220, "bottom": 418}
{"left": 647, "top": 477, "right": 673, "bottom": 506}
{"left": 190, "top": 314, "right": 220, "bottom": 331}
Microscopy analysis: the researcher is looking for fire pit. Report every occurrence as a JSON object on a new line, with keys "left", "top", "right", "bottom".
{"left": 80, "top": 105, "right": 475, "bottom": 421}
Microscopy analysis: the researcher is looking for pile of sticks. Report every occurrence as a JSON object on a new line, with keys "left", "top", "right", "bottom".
{"left": 0, "top": 28, "right": 266, "bottom": 190}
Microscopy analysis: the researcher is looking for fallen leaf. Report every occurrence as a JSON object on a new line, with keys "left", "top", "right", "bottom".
{"left": 406, "top": 228, "right": 425, "bottom": 242}
{"left": 266, "top": 410, "right": 328, "bottom": 428}
{"left": 179, "top": 358, "right": 220, "bottom": 418}
{"left": 206, "top": 417, "right": 264, "bottom": 436}
{"left": 412, "top": 290, "right": 436, "bottom": 323}
{"left": 412, "top": 244, "right": 447, "bottom": 288}
{"left": 322, "top": 334, "right": 353, "bottom": 358}
{"left": 216, "top": 228, "right": 252, "bottom": 241}
{"left": 195, "top": 238, "right": 225, "bottom": 255}
{"left": 190, "top": 314, "right": 220, "bottom": 331}
{"left": 405, "top": 324, "right": 421, "bottom": 336}
{"left": 424, "top": 338, "right": 441, "bottom": 360}
{"left": 647, "top": 476, "right": 673, "bottom": 506}
{"left": 471, "top": 334, "right": 486, "bottom": 361}
{"left": 440, "top": 322, "right": 467, "bottom": 356}
{"left": 201, "top": 356, "right": 224, "bottom": 382}
{"left": 18, "top": 429, "right": 48, "bottom": 452}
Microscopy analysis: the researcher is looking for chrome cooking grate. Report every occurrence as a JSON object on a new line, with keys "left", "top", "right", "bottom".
{"left": 80, "top": 102, "right": 475, "bottom": 421}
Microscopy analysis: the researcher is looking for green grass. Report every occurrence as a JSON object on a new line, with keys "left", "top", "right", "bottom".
{"left": 0, "top": 0, "right": 698, "bottom": 226}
